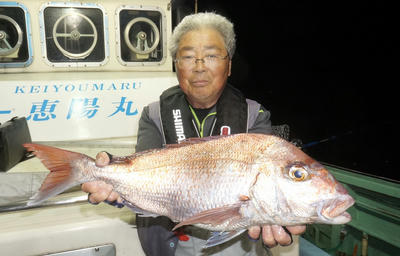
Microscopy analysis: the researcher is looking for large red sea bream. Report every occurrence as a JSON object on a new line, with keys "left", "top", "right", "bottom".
{"left": 24, "top": 133, "right": 354, "bottom": 247}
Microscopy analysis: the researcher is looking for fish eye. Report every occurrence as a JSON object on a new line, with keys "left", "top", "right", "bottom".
{"left": 288, "top": 164, "right": 309, "bottom": 181}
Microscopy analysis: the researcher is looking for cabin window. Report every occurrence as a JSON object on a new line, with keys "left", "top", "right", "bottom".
{"left": 116, "top": 5, "right": 166, "bottom": 66}
{"left": 39, "top": 2, "right": 109, "bottom": 67}
{"left": 0, "top": 2, "right": 33, "bottom": 68}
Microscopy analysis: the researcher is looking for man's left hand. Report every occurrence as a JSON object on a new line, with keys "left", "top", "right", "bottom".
{"left": 248, "top": 225, "right": 306, "bottom": 247}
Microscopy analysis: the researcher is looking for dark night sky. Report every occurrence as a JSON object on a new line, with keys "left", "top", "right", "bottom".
{"left": 174, "top": 0, "right": 398, "bottom": 181}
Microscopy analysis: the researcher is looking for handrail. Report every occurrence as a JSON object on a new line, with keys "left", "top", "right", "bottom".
{"left": 34, "top": 136, "right": 136, "bottom": 148}
{"left": 0, "top": 190, "right": 88, "bottom": 213}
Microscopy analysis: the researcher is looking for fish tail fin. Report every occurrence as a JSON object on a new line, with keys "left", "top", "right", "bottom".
{"left": 23, "top": 143, "right": 94, "bottom": 206}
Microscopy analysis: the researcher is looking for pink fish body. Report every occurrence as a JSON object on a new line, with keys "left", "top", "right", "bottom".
{"left": 24, "top": 133, "right": 354, "bottom": 247}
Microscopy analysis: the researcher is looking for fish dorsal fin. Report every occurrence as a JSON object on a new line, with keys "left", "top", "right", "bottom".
{"left": 172, "top": 202, "right": 242, "bottom": 231}
{"left": 165, "top": 135, "right": 230, "bottom": 149}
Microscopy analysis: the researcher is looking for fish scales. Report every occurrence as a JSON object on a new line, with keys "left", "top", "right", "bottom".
{"left": 108, "top": 135, "right": 263, "bottom": 222}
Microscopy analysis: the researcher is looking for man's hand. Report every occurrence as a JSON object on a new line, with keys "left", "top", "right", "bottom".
{"left": 81, "top": 180, "right": 121, "bottom": 204}
{"left": 81, "top": 151, "right": 122, "bottom": 205}
{"left": 248, "top": 225, "right": 306, "bottom": 247}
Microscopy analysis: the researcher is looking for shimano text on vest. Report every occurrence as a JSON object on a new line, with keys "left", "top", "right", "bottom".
{"left": 172, "top": 109, "right": 186, "bottom": 142}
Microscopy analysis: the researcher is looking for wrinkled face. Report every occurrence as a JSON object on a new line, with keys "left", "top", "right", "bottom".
{"left": 252, "top": 139, "right": 355, "bottom": 225}
{"left": 175, "top": 28, "right": 231, "bottom": 108}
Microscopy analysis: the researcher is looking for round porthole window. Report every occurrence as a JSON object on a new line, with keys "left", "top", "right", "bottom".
{"left": 52, "top": 13, "right": 98, "bottom": 59}
{"left": 39, "top": 2, "right": 108, "bottom": 67}
{"left": 123, "top": 17, "right": 159, "bottom": 55}
{"left": 0, "top": 14, "right": 23, "bottom": 57}
{"left": 116, "top": 6, "right": 166, "bottom": 65}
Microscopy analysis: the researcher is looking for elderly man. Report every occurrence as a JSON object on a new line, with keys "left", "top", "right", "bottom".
{"left": 82, "top": 12, "right": 305, "bottom": 256}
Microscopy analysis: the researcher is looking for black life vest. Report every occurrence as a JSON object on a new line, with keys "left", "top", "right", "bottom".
{"left": 159, "top": 84, "right": 248, "bottom": 144}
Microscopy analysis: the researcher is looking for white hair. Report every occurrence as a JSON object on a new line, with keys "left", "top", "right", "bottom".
{"left": 169, "top": 12, "right": 236, "bottom": 59}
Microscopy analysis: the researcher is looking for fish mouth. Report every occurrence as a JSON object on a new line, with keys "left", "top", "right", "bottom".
{"left": 318, "top": 195, "right": 355, "bottom": 224}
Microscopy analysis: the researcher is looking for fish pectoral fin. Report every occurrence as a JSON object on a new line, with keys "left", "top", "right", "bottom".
{"left": 205, "top": 230, "right": 247, "bottom": 248}
{"left": 172, "top": 203, "right": 242, "bottom": 231}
